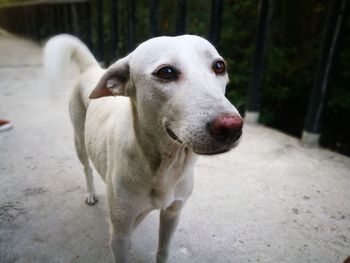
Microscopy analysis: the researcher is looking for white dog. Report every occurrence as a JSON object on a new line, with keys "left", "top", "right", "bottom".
{"left": 44, "top": 34, "right": 243, "bottom": 263}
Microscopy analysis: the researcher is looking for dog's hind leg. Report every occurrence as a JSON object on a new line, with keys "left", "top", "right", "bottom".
{"left": 69, "top": 86, "right": 98, "bottom": 206}
{"left": 74, "top": 134, "right": 98, "bottom": 205}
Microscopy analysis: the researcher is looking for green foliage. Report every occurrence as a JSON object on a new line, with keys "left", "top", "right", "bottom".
{"left": 220, "top": 0, "right": 257, "bottom": 113}
{"left": 92, "top": 0, "right": 349, "bottom": 155}
{"left": 1, "top": 0, "right": 348, "bottom": 156}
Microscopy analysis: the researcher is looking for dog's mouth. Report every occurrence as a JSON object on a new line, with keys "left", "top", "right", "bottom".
{"left": 193, "top": 148, "right": 230, "bottom": 155}
{"left": 165, "top": 127, "right": 183, "bottom": 144}
{"left": 192, "top": 141, "right": 240, "bottom": 155}
{"left": 165, "top": 125, "right": 240, "bottom": 155}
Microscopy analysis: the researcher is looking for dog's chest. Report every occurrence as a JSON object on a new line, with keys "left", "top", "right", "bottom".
{"left": 148, "top": 149, "right": 191, "bottom": 209}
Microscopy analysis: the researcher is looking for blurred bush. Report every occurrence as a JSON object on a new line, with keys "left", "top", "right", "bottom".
{"left": 2, "top": 0, "right": 348, "bottom": 155}
{"left": 96, "top": 0, "right": 350, "bottom": 156}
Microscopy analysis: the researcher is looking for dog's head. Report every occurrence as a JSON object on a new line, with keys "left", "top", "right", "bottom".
{"left": 90, "top": 35, "right": 243, "bottom": 155}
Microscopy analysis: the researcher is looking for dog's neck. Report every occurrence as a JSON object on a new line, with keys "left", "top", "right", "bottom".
{"left": 130, "top": 102, "right": 193, "bottom": 173}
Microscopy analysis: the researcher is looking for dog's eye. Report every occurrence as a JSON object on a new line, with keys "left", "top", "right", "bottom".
{"left": 153, "top": 66, "right": 179, "bottom": 81}
{"left": 212, "top": 60, "right": 226, "bottom": 75}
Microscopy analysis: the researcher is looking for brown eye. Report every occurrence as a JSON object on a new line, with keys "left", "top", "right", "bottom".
{"left": 153, "top": 66, "right": 179, "bottom": 80}
{"left": 212, "top": 60, "right": 226, "bottom": 74}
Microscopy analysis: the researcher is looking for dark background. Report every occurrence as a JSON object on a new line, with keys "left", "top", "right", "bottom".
{"left": 1, "top": 0, "right": 349, "bottom": 156}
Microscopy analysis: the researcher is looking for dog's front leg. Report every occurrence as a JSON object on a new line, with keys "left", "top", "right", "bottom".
{"left": 108, "top": 199, "right": 134, "bottom": 263}
{"left": 157, "top": 200, "right": 183, "bottom": 263}
{"left": 110, "top": 230, "right": 130, "bottom": 263}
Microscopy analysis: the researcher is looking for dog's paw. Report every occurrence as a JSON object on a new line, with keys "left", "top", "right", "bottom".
{"left": 85, "top": 193, "right": 99, "bottom": 206}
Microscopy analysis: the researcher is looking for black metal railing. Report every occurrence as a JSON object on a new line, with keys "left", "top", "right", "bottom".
{"left": 0, "top": 0, "right": 349, "bottom": 147}
{"left": 0, "top": 1, "right": 93, "bottom": 48}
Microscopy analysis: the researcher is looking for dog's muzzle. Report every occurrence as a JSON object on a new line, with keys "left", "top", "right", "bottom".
{"left": 165, "top": 114, "right": 243, "bottom": 155}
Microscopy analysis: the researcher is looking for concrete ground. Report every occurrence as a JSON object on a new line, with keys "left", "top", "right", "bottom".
{"left": 0, "top": 31, "right": 349, "bottom": 263}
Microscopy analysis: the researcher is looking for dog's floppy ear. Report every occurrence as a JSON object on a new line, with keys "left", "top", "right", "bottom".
{"left": 89, "top": 56, "right": 130, "bottom": 99}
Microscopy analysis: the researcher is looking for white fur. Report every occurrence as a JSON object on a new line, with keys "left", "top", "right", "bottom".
{"left": 44, "top": 34, "right": 99, "bottom": 84}
{"left": 44, "top": 34, "right": 242, "bottom": 263}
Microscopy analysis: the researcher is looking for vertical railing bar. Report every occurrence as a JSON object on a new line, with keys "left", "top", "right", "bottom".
{"left": 176, "top": 0, "right": 187, "bottom": 35}
{"left": 149, "top": 0, "right": 158, "bottom": 38}
{"left": 110, "top": 0, "right": 119, "bottom": 60}
{"left": 31, "top": 6, "right": 38, "bottom": 40}
{"left": 42, "top": 4, "right": 50, "bottom": 39}
{"left": 62, "top": 4, "right": 66, "bottom": 33}
{"left": 12, "top": 7, "right": 19, "bottom": 35}
{"left": 63, "top": 4, "right": 70, "bottom": 33}
{"left": 53, "top": 4, "right": 60, "bottom": 34}
{"left": 208, "top": 0, "right": 223, "bottom": 46}
{"left": 36, "top": 4, "right": 43, "bottom": 37}
{"left": 36, "top": 5, "right": 43, "bottom": 40}
{"left": 71, "top": 3, "right": 79, "bottom": 36}
{"left": 85, "top": 0, "right": 93, "bottom": 50}
{"left": 127, "top": 0, "right": 135, "bottom": 52}
{"left": 245, "top": 0, "right": 274, "bottom": 123}
{"left": 47, "top": 3, "right": 55, "bottom": 36}
{"left": 302, "top": 0, "right": 350, "bottom": 146}
{"left": 96, "top": 0, "right": 104, "bottom": 63}
{"left": 75, "top": 2, "right": 83, "bottom": 39}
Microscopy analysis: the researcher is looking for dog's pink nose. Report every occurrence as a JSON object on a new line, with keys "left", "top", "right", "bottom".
{"left": 208, "top": 115, "right": 243, "bottom": 142}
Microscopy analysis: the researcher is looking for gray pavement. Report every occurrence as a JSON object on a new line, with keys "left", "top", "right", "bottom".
{"left": 0, "top": 31, "right": 349, "bottom": 263}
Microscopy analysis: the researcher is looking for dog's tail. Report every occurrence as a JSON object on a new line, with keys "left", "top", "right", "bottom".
{"left": 43, "top": 34, "right": 99, "bottom": 83}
